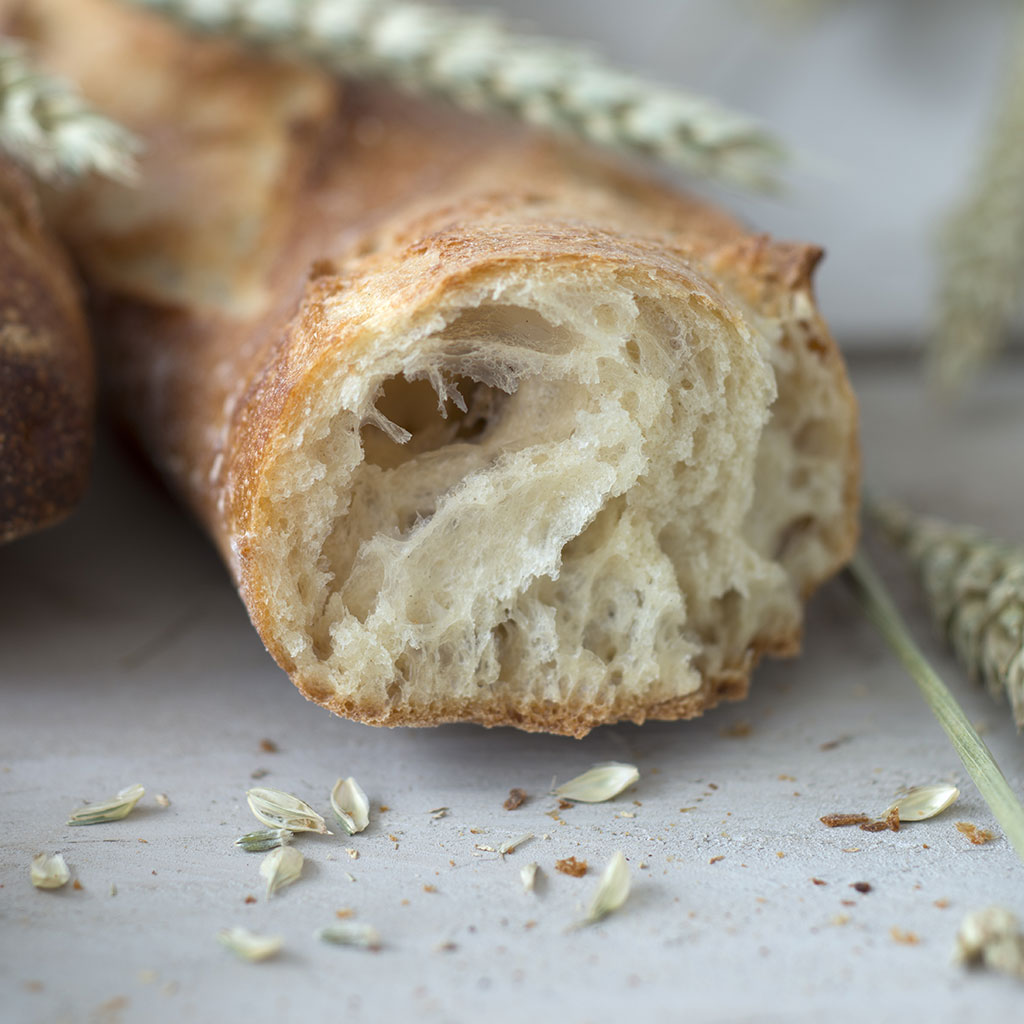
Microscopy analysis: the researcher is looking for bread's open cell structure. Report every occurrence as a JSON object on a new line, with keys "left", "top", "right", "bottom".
{"left": 23, "top": 0, "right": 859, "bottom": 735}
{"left": 258, "top": 259, "right": 856, "bottom": 735}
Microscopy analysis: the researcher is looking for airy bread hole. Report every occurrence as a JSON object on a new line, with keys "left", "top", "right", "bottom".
{"left": 361, "top": 374, "right": 505, "bottom": 471}
{"left": 435, "top": 303, "right": 578, "bottom": 356}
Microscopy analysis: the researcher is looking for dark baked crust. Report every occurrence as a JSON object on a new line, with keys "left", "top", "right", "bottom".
{"left": 0, "top": 160, "right": 93, "bottom": 544}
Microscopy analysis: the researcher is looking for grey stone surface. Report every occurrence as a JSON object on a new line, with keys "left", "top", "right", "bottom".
{"left": 1, "top": 357, "right": 1023, "bottom": 1023}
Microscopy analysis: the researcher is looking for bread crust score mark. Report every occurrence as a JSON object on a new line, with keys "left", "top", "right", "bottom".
{"left": 16, "top": 0, "right": 860, "bottom": 736}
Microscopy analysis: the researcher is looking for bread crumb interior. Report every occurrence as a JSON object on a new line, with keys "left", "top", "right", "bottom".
{"left": 261, "top": 271, "right": 851, "bottom": 722}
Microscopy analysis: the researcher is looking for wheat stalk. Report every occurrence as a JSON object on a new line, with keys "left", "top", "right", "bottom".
{"left": 0, "top": 37, "right": 139, "bottom": 183}
{"left": 126, "top": 0, "right": 785, "bottom": 188}
{"left": 930, "top": 6, "right": 1024, "bottom": 393}
{"left": 844, "top": 550, "right": 1024, "bottom": 866}
{"left": 870, "top": 499, "right": 1024, "bottom": 729}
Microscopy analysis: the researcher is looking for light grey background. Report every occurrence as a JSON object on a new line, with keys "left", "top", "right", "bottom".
{"left": 454, "top": 0, "right": 1017, "bottom": 343}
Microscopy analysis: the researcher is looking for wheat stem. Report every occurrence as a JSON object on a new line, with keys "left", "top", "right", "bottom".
{"left": 126, "top": 0, "right": 785, "bottom": 188}
{"left": 844, "top": 550, "right": 1024, "bottom": 866}
{"left": 0, "top": 37, "right": 139, "bottom": 183}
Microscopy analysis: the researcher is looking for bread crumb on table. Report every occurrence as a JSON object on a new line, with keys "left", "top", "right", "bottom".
{"left": 722, "top": 721, "right": 752, "bottom": 738}
{"left": 956, "top": 822, "right": 996, "bottom": 845}
{"left": 890, "top": 927, "right": 920, "bottom": 945}
{"left": 503, "top": 788, "right": 527, "bottom": 810}
{"left": 555, "top": 857, "right": 587, "bottom": 878}
{"left": 821, "top": 813, "right": 870, "bottom": 828}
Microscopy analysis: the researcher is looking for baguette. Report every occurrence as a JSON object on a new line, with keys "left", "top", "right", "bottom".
{"left": 18, "top": 0, "right": 859, "bottom": 735}
{"left": 0, "top": 157, "right": 92, "bottom": 544}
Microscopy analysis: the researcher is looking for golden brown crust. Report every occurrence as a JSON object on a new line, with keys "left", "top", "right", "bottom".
{"left": 16, "top": 0, "right": 859, "bottom": 735}
{"left": 0, "top": 159, "right": 93, "bottom": 544}
{"left": 293, "top": 628, "right": 800, "bottom": 739}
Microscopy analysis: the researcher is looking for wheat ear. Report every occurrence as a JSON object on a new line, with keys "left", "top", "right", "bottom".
{"left": 870, "top": 499, "right": 1024, "bottom": 729}
{"left": 126, "top": 0, "right": 784, "bottom": 188}
{"left": 0, "top": 37, "right": 139, "bottom": 183}
{"left": 930, "top": 7, "right": 1024, "bottom": 393}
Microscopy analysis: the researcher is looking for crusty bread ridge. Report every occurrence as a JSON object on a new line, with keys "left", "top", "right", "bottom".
{"left": 0, "top": 158, "right": 93, "bottom": 544}
{"left": 18, "top": 0, "right": 859, "bottom": 736}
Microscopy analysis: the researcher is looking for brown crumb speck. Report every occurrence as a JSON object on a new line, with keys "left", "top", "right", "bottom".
{"left": 722, "top": 721, "right": 752, "bottom": 738}
{"left": 709, "top": 855, "right": 725, "bottom": 864}
{"left": 388, "top": 834, "right": 399, "bottom": 843}
{"left": 423, "top": 884, "right": 437, "bottom": 893}
{"left": 557, "top": 799, "right": 573, "bottom": 811}
{"left": 259, "top": 738, "right": 278, "bottom": 753}
{"left": 778, "top": 775, "right": 796, "bottom": 782}
{"left": 708, "top": 783, "right": 718, "bottom": 791}
{"left": 842, "top": 847, "right": 860, "bottom": 853}
{"left": 555, "top": 856, "right": 588, "bottom": 878}
{"left": 860, "top": 806, "right": 900, "bottom": 832}
{"left": 934, "top": 899, "right": 950, "bottom": 909}
{"left": 72, "top": 880, "right": 82, "bottom": 891}
{"left": 819, "top": 735, "right": 850, "bottom": 751}
{"left": 851, "top": 882, "right": 872, "bottom": 894}
{"left": 378, "top": 805, "right": 390, "bottom": 813}
{"left": 504, "top": 788, "right": 527, "bottom": 811}
{"left": 776, "top": 851, "right": 785, "bottom": 859}
{"left": 840, "top": 899, "right": 857, "bottom": 907}
{"left": 23, "top": 981, "right": 43, "bottom": 993}
{"left": 821, "top": 813, "right": 870, "bottom": 828}
{"left": 811, "top": 878, "right": 827, "bottom": 886}
{"left": 335, "top": 908, "right": 354, "bottom": 918}
{"left": 859, "top": 819, "right": 888, "bottom": 833}
{"left": 890, "top": 927, "right": 920, "bottom": 945}
{"left": 244, "top": 895, "right": 257, "bottom": 904}
{"left": 956, "top": 822, "right": 996, "bottom": 845}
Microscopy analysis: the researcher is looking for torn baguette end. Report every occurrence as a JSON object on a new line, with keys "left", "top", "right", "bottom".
{"left": 228, "top": 229, "right": 857, "bottom": 737}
